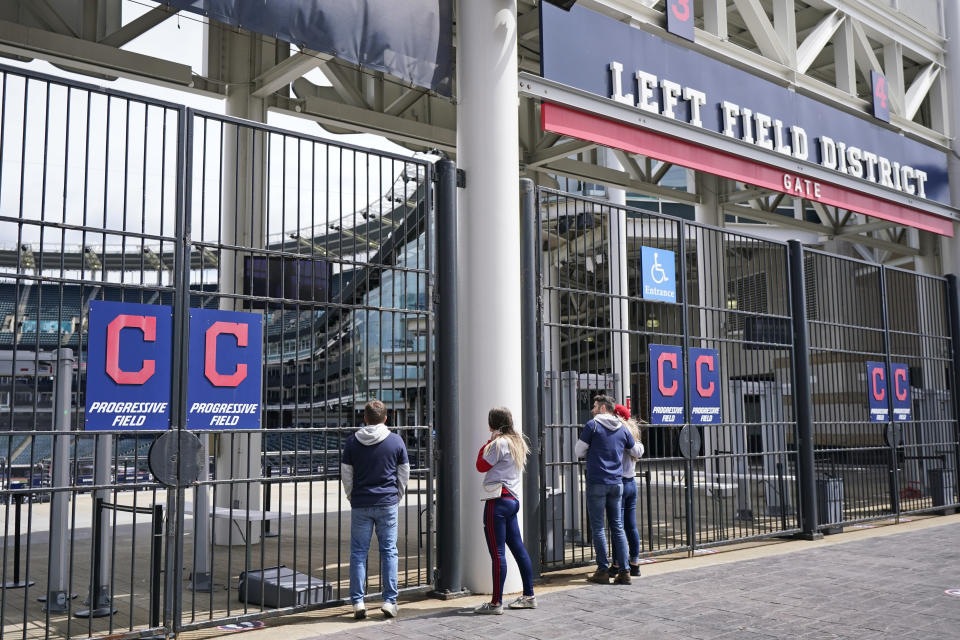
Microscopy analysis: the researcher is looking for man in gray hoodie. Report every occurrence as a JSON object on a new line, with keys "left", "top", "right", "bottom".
{"left": 341, "top": 399, "right": 410, "bottom": 619}
{"left": 575, "top": 394, "right": 643, "bottom": 585}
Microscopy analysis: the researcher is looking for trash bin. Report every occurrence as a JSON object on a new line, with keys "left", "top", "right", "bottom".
{"left": 927, "top": 468, "right": 956, "bottom": 509}
{"left": 816, "top": 475, "right": 843, "bottom": 534}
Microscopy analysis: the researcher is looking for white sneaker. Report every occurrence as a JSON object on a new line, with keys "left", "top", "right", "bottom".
{"left": 507, "top": 595, "right": 537, "bottom": 609}
{"left": 381, "top": 601, "right": 398, "bottom": 618}
{"left": 353, "top": 601, "right": 366, "bottom": 619}
{"left": 473, "top": 602, "right": 503, "bottom": 615}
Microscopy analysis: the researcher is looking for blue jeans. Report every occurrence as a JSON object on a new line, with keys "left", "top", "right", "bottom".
{"left": 482, "top": 494, "right": 535, "bottom": 605}
{"left": 349, "top": 504, "right": 399, "bottom": 605}
{"left": 621, "top": 477, "right": 640, "bottom": 564}
{"left": 586, "top": 482, "right": 628, "bottom": 572}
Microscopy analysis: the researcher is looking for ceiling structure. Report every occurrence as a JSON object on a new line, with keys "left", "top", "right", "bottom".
{"left": 0, "top": 0, "right": 952, "bottom": 268}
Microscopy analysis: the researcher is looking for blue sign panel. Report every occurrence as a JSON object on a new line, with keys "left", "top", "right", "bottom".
{"left": 871, "top": 71, "right": 890, "bottom": 123}
{"left": 666, "top": 0, "right": 694, "bottom": 42}
{"left": 187, "top": 308, "right": 263, "bottom": 430}
{"left": 866, "top": 361, "right": 888, "bottom": 422}
{"left": 641, "top": 246, "right": 677, "bottom": 303}
{"left": 890, "top": 363, "right": 911, "bottom": 421}
{"left": 85, "top": 301, "right": 172, "bottom": 431}
{"left": 540, "top": 4, "right": 949, "bottom": 205}
{"left": 689, "top": 348, "right": 720, "bottom": 424}
{"left": 650, "top": 344, "right": 684, "bottom": 424}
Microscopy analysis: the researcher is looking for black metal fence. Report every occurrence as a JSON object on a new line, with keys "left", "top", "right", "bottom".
{"left": 0, "top": 64, "right": 436, "bottom": 639}
{"left": 534, "top": 187, "right": 959, "bottom": 571}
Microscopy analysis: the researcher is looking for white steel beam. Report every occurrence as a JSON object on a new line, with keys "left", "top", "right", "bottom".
{"left": 98, "top": 4, "right": 178, "bottom": 48}
{"left": 904, "top": 62, "right": 941, "bottom": 120}
{"left": 542, "top": 157, "right": 701, "bottom": 204}
{"left": 528, "top": 139, "right": 598, "bottom": 166}
{"left": 731, "top": 0, "right": 791, "bottom": 66}
{"left": 796, "top": 10, "right": 844, "bottom": 74}
{"left": 882, "top": 42, "right": 906, "bottom": 115}
{"left": 773, "top": 0, "right": 797, "bottom": 68}
{"left": 851, "top": 22, "right": 884, "bottom": 84}
{"left": 385, "top": 89, "right": 425, "bottom": 116}
{"left": 834, "top": 17, "right": 857, "bottom": 94}
{"left": 0, "top": 18, "right": 192, "bottom": 86}
{"left": 251, "top": 49, "right": 330, "bottom": 98}
{"left": 703, "top": 0, "right": 729, "bottom": 40}
{"left": 319, "top": 61, "right": 369, "bottom": 109}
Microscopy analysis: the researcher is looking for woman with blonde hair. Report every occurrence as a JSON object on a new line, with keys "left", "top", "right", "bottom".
{"left": 473, "top": 406, "right": 536, "bottom": 614}
{"left": 611, "top": 404, "right": 645, "bottom": 577}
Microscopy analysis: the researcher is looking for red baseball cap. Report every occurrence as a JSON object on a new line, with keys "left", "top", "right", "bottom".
{"left": 614, "top": 404, "right": 630, "bottom": 420}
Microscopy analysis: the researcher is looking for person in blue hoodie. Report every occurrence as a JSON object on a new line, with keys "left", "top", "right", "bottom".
{"left": 341, "top": 399, "right": 410, "bottom": 620}
{"left": 575, "top": 394, "right": 643, "bottom": 585}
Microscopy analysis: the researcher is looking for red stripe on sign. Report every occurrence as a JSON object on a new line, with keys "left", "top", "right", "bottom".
{"left": 541, "top": 102, "right": 953, "bottom": 237}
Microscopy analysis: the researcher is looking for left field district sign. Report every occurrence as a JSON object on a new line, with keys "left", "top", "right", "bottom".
{"left": 85, "top": 300, "right": 172, "bottom": 430}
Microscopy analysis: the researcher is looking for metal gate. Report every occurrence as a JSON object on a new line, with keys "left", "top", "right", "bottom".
{"left": 804, "top": 250, "right": 960, "bottom": 530}
{"left": 535, "top": 188, "right": 801, "bottom": 570}
{"left": 0, "top": 63, "right": 436, "bottom": 639}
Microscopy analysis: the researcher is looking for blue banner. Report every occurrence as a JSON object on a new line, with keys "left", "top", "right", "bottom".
{"left": 187, "top": 308, "right": 263, "bottom": 430}
{"left": 641, "top": 246, "right": 677, "bottom": 303}
{"left": 85, "top": 301, "right": 172, "bottom": 431}
{"left": 866, "top": 361, "right": 888, "bottom": 422}
{"left": 541, "top": 4, "right": 949, "bottom": 205}
{"left": 890, "top": 363, "right": 911, "bottom": 422}
{"left": 688, "top": 348, "right": 720, "bottom": 425}
{"left": 650, "top": 344, "right": 684, "bottom": 424}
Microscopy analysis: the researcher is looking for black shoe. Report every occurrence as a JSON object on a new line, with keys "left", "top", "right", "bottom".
{"left": 613, "top": 570, "right": 632, "bottom": 585}
{"left": 607, "top": 567, "right": 619, "bottom": 580}
{"left": 629, "top": 563, "right": 641, "bottom": 577}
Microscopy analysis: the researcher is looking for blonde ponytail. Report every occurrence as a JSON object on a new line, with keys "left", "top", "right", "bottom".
{"left": 487, "top": 406, "right": 530, "bottom": 472}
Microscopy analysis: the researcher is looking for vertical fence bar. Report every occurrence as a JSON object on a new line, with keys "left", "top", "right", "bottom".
{"left": 46, "top": 348, "right": 74, "bottom": 611}
{"left": 878, "top": 268, "right": 901, "bottom": 519}
{"left": 787, "top": 241, "right": 819, "bottom": 538}
{"left": 519, "top": 178, "right": 541, "bottom": 578}
{"left": 945, "top": 275, "right": 960, "bottom": 498}
{"left": 434, "top": 159, "right": 462, "bottom": 594}
{"left": 678, "top": 222, "right": 695, "bottom": 554}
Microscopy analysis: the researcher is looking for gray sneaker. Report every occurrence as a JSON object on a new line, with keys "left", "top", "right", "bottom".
{"left": 381, "top": 601, "right": 398, "bottom": 618}
{"left": 353, "top": 601, "right": 366, "bottom": 620}
{"left": 473, "top": 602, "right": 504, "bottom": 615}
{"left": 507, "top": 595, "right": 537, "bottom": 609}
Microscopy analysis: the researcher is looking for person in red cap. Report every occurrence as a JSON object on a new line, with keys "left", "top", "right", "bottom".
{"left": 611, "top": 404, "right": 645, "bottom": 577}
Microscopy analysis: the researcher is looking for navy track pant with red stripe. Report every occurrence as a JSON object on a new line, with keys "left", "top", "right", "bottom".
{"left": 482, "top": 493, "right": 534, "bottom": 605}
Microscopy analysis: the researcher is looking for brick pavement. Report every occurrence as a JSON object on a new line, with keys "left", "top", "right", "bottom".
{"left": 314, "top": 524, "right": 960, "bottom": 640}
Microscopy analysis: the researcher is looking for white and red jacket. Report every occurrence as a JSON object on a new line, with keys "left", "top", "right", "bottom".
{"left": 476, "top": 437, "right": 521, "bottom": 496}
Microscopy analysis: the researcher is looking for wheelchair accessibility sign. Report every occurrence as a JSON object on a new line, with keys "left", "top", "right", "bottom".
{"left": 641, "top": 247, "right": 676, "bottom": 303}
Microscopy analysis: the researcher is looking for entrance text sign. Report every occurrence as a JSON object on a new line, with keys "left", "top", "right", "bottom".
{"left": 890, "top": 363, "right": 911, "bottom": 421}
{"left": 650, "top": 344, "right": 684, "bottom": 424}
{"left": 641, "top": 246, "right": 677, "bottom": 303}
{"left": 688, "top": 348, "right": 721, "bottom": 424}
{"left": 866, "top": 361, "right": 888, "bottom": 422}
{"left": 187, "top": 309, "right": 264, "bottom": 429}
{"left": 540, "top": 4, "right": 948, "bottom": 206}
{"left": 85, "top": 301, "right": 172, "bottom": 430}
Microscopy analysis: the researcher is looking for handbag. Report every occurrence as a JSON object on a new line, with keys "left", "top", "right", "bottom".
{"left": 480, "top": 482, "right": 503, "bottom": 501}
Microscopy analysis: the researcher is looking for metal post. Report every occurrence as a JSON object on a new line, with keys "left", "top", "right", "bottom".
{"left": 878, "top": 268, "right": 901, "bottom": 519}
{"left": 519, "top": 178, "right": 541, "bottom": 577}
{"left": 150, "top": 504, "right": 164, "bottom": 629}
{"left": 787, "top": 240, "right": 821, "bottom": 539}
{"left": 944, "top": 275, "right": 960, "bottom": 500}
{"left": 189, "top": 434, "right": 212, "bottom": 591}
{"left": 74, "top": 498, "right": 116, "bottom": 618}
{"left": 434, "top": 158, "right": 464, "bottom": 596}
{"left": 678, "top": 223, "right": 696, "bottom": 554}
{"left": 45, "top": 347, "right": 73, "bottom": 611}
{"left": 3, "top": 494, "right": 32, "bottom": 588}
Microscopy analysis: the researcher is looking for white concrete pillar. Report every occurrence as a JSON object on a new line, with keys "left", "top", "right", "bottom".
{"left": 944, "top": 1, "right": 960, "bottom": 275}
{"left": 604, "top": 149, "right": 631, "bottom": 406}
{"left": 211, "top": 29, "right": 267, "bottom": 547}
{"left": 456, "top": 0, "right": 523, "bottom": 595}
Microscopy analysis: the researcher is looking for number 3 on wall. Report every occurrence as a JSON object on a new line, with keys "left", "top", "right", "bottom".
{"left": 667, "top": 0, "right": 695, "bottom": 41}
{"left": 671, "top": 0, "right": 691, "bottom": 21}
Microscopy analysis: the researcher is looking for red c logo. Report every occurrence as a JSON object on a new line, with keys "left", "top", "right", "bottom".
{"left": 871, "top": 367, "right": 885, "bottom": 401}
{"left": 657, "top": 351, "right": 679, "bottom": 396}
{"left": 696, "top": 354, "right": 715, "bottom": 398}
{"left": 894, "top": 368, "right": 907, "bottom": 401}
{"left": 205, "top": 321, "right": 248, "bottom": 387}
{"left": 106, "top": 314, "right": 156, "bottom": 385}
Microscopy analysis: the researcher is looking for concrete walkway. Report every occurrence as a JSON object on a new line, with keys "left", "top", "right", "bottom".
{"left": 216, "top": 514, "right": 960, "bottom": 640}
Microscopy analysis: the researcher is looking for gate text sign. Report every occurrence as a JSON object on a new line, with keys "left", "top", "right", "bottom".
{"left": 866, "top": 361, "right": 911, "bottom": 422}
{"left": 650, "top": 344, "right": 684, "bottom": 424}
{"left": 890, "top": 363, "right": 911, "bottom": 421}
{"left": 186, "top": 308, "right": 263, "bottom": 429}
{"left": 540, "top": 4, "right": 948, "bottom": 205}
{"left": 85, "top": 301, "right": 172, "bottom": 430}
{"left": 641, "top": 246, "right": 677, "bottom": 303}
{"left": 866, "top": 361, "right": 888, "bottom": 422}
{"left": 688, "top": 348, "right": 721, "bottom": 424}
